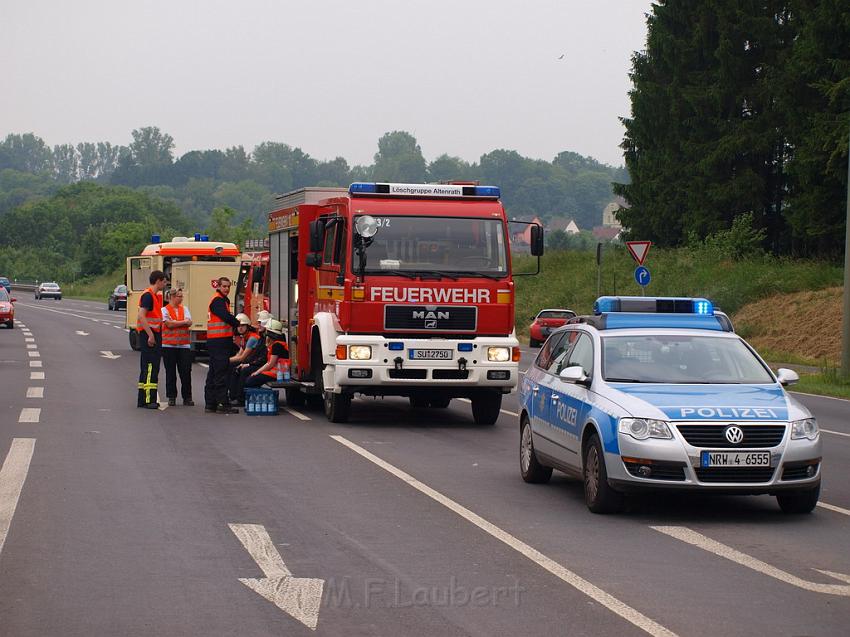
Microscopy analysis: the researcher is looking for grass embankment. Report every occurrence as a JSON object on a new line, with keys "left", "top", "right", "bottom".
{"left": 64, "top": 269, "right": 122, "bottom": 302}
{"left": 513, "top": 247, "right": 841, "bottom": 337}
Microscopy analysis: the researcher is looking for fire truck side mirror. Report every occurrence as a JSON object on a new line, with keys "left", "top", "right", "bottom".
{"left": 530, "top": 225, "right": 545, "bottom": 256}
{"left": 309, "top": 219, "right": 326, "bottom": 253}
{"left": 305, "top": 253, "right": 322, "bottom": 268}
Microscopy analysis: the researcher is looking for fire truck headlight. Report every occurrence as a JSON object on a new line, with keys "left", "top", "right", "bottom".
{"left": 487, "top": 347, "right": 511, "bottom": 362}
{"left": 355, "top": 216, "right": 379, "bottom": 238}
{"left": 349, "top": 345, "right": 372, "bottom": 360}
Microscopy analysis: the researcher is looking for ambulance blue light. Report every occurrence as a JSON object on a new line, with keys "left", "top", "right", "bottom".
{"left": 388, "top": 342, "right": 404, "bottom": 351}
{"left": 151, "top": 234, "right": 161, "bottom": 244}
{"left": 473, "top": 186, "right": 501, "bottom": 197}
{"left": 458, "top": 343, "right": 473, "bottom": 352}
{"left": 194, "top": 233, "right": 201, "bottom": 241}
{"left": 200, "top": 235, "right": 209, "bottom": 241}
{"left": 349, "top": 183, "right": 378, "bottom": 194}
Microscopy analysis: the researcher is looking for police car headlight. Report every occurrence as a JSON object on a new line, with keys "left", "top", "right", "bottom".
{"left": 618, "top": 418, "right": 672, "bottom": 440}
{"left": 487, "top": 347, "right": 511, "bottom": 362}
{"left": 791, "top": 418, "right": 819, "bottom": 440}
{"left": 348, "top": 345, "right": 372, "bottom": 360}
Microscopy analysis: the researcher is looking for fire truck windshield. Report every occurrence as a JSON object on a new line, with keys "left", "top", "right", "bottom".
{"left": 355, "top": 216, "right": 508, "bottom": 276}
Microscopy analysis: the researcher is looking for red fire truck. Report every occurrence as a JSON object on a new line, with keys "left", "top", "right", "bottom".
{"left": 266, "top": 183, "right": 542, "bottom": 423}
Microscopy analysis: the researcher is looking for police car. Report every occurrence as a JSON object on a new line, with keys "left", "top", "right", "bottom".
{"left": 518, "top": 296, "right": 821, "bottom": 514}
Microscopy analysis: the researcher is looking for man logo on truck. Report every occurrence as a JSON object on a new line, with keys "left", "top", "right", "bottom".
{"left": 412, "top": 310, "right": 450, "bottom": 320}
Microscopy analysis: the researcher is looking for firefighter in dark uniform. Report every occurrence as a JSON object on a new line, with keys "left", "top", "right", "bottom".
{"left": 205, "top": 277, "right": 241, "bottom": 413}
{"left": 137, "top": 270, "right": 167, "bottom": 408}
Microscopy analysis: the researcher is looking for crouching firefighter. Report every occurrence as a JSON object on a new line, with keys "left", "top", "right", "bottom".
{"left": 205, "top": 277, "right": 241, "bottom": 414}
{"left": 137, "top": 270, "right": 167, "bottom": 409}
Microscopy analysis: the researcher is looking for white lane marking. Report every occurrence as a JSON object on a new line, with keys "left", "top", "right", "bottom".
{"left": 27, "top": 351, "right": 40, "bottom": 358}
{"left": 456, "top": 397, "right": 517, "bottom": 417}
{"left": 283, "top": 407, "right": 311, "bottom": 421}
{"left": 817, "top": 502, "right": 850, "bottom": 516}
{"left": 332, "top": 435, "right": 677, "bottom": 637}
{"left": 18, "top": 408, "right": 40, "bottom": 423}
{"left": 198, "top": 362, "right": 209, "bottom": 368}
{"left": 24, "top": 338, "right": 34, "bottom": 343}
{"left": 26, "top": 344, "right": 37, "bottom": 349}
{"left": 791, "top": 391, "right": 850, "bottom": 404}
{"left": 75, "top": 330, "right": 89, "bottom": 336}
{"left": 652, "top": 526, "right": 850, "bottom": 597}
{"left": 15, "top": 303, "right": 124, "bottom": 326}
{"left": 113, "top": 325, "right": 122, "bottom": 329}
{"left": 29, "top": 361, "right": 42, "bottom": 368}
{"left": 99, "top": 351, "right": 121, "bottom": 360}
{"left": 30, "top": 372, "right": 45, "bottom": 380}
{"left": 821, "top": 428, "right": 850, "bottom": 438}
{"left": 26, "top": 387, "right": 44, "bottom": 399}
{"left": 229, "top": 523, "right": 324, "bottom": 630}
{"left": 0, "top": 439, "right": 36, "bottom": 557}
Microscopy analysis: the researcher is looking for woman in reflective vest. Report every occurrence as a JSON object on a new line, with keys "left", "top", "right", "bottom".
{"left": 161, "top": 288, "right": 194, "bottom": 406}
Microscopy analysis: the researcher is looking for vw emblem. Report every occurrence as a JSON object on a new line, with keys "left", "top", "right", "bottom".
{"left": 724, "top": 425, "right": 744, "bottom": 444}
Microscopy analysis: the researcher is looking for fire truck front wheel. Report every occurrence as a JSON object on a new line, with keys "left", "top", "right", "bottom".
{"left": 471, "top": 390, "right": 502, "bottom": 425}
{"left": 324, "top": 391, "right": 351, "bottom": 423}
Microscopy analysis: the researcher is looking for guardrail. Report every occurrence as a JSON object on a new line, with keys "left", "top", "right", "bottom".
{"left": 11, "top": 281, "right": 39, "bottom": 292}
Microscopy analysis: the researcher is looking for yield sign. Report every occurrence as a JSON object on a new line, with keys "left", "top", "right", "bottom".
{"left": 626, "top": 241, "right": 651, "bottom": 265}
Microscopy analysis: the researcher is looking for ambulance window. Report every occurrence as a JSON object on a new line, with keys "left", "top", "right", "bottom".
{"left": 129, "top": 257, "right": 151, "bottom": 291}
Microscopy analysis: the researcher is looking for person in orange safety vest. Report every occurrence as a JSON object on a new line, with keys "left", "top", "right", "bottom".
{"left": 161, "top": 287, "right": 194, "bottom": 406}
{"left": 137, "top": 270, "right": 166, "bottom": 409}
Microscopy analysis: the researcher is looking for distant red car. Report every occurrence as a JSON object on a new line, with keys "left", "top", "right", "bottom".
{"left": 528, "top": 308, "right": 576, "bottom": 347}
{"left": 0, "top": 287, "right": 16, "bottom": 328}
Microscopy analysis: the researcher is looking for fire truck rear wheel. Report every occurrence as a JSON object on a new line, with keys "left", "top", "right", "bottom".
{"left": 471, "top": 391, "right": 502, "bottom": 425}
{"left": 284, "top": 387, "right": 305, "bottom": 408}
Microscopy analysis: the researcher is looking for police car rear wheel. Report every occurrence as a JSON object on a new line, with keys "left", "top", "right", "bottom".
{"left": 520, "top": 418, "right": 552, "bottom": 483}
{"left": 776, "top": 483, "right": 820, "bottom": 514}
{"left": 583, "top": 434, "right": 624, "bottom": 514}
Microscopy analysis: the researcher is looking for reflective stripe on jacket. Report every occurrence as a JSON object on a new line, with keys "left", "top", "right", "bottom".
{"left": 207, "top": 293, "right": 233, "bottom": 339}
{"left": 137, "top": 287, "right": 163, "bottom": 333}
{"left": 162, "top": 304, "right": 191, "bottom": 347}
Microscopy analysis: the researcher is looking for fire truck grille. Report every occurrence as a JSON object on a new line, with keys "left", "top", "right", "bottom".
{"left": 384, "top": 305, "right": 477, "bottom": 332}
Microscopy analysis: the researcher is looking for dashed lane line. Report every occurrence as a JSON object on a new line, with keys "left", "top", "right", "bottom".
{"left": 331, "top": 434, "right": 677, "bottom": 637}
{"left": 26, "top": 344, "right": 37, "bottom": 349}
{"left": 821, "top": 428, "right": 850, "bottom": 438}
{"left": 24, "top": 338, "right": 34, "bottom": 343}
{"left": 27, "top": 351, "right": 40, "bottom": 358}
{"left": 26, "top": 387, "right": 44, "bottom": 399}
{"left": 29, "top": 361, "right": 42, "bottom": 368}
{"left": 0, "top": 439, "right": 36, "bottom": 557}
{"left": 30, "top": 372, "right": 44, "bottom": 380}
{"left": 283, "top": 407, "right": 311, "bottom": 421}
{"left": 18, "top": 408, "right": 40, "bottom": 423}
{"left": 817, "top": 502, "right": 850, "bottom": 517}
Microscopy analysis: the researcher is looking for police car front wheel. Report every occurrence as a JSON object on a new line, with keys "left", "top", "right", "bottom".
{"left": 776, "top": 483, "right": 820, "bottom": 514}
{"left": 520, "top": 418, "right": 552, "bottom": 484}
{"left": 583, "top": 434, "right": 624, "bottom": 514}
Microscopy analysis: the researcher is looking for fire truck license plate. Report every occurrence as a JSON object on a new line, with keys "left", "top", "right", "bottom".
{"left": 409, "top": 349, "right": 452, "bottom": 360}
{"left": 700, "top": 451, "right": 771, "bottom": 468}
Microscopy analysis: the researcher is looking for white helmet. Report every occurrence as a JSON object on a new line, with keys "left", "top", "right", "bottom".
{"left": 235, "top": 313, "right": 251, "bottom": 326}
{"left": 266, "top": 319, "right": 285, "bottom": 336}
{"left": 257, "top": 310, "right": 272, "bottom": 322}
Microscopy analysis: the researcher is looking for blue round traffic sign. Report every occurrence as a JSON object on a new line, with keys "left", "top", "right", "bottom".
{"left": 634, "top": 266, "right": 651, "bottom": 287}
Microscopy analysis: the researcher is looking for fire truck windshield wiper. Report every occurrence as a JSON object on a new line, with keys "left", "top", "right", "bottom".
{"left": 366, "top": 269, "right": 418, "bottom": 279}
{"left": 412, "top": 270, "right": 459, "bottom": 280}
{"left": 441, "top": 270, "right": 504, "bottom": 280}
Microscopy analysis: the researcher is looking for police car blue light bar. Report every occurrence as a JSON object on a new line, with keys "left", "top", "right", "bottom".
{"left": 349, "top": 183, "right": 500, "bottom": 199}
{"left": 594, "top": 296, "right": 714, "bottom": 316}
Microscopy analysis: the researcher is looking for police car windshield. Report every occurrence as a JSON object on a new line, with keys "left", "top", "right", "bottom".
{"left": 602, "top": 335, "right": 774, "bottom": 384}
{"left": 356, "top": 216, "right": 507, "bottom": 275}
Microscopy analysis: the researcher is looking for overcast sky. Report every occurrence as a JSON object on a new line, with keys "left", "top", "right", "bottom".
{"left": 1, "top": 1, "right": 653, "bottom": 167}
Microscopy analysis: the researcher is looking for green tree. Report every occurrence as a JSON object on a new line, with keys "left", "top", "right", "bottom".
{"left": 205, "top": 206, "right": 255, "bottom": 247}
{"left": 129, "top": 126, "right": 175, "bottom": 166}
{"left": 372, "top": 131, "right": 427, "bottom": 183}
{"left": 0, "top": 133, "right": 53, "bottom": 173}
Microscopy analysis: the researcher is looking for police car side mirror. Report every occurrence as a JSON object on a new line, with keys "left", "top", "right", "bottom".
{"left": 776, "top": 368, "right": 799, "bottom": 386}
{"left": 559, "top": 365, "right": 589, "bottom": 385}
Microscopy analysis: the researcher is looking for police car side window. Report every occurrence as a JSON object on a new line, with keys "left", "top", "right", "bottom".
{"left": 535, "top": 333, "right": 564, "bottom": 371}
{"left": 546, "top": 331, "right": 576, "bottom": 375}
{"left": 567, "top": 333, "right": 594, "bottom": 377}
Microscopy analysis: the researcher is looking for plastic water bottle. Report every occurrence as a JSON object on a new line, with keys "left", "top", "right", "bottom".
{"left": 276, "top": 367, "right": 284, "bottom": 383}
{"left": 247, "top": 393, "right": 254, "bottom": 414}
{"left": 282, "top": 361, "right": 291, "bottom": 382}
{"left": 263, "top": 394, "right": 270, "bottom": 413}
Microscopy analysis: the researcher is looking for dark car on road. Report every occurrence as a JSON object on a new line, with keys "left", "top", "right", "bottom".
{"left": 35, "top": 282, "right": 62, "bottom": 300}
{"left": 108, "top": 284, "right": 128, "bottom": 310}
{"left": 0, "top": 277, "right": 10, "bottom": 293}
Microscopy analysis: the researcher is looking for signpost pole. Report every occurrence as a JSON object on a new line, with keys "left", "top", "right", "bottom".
{"left": 842, "top": 119, "right": 850, "bottom": 377}
{"left": 596, "top": 243, "right": 602, "bottom": 298}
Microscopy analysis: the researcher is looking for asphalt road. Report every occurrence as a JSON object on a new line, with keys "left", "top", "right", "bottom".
{"left": 1, "top": 298, "right": 849, "bottom": 636}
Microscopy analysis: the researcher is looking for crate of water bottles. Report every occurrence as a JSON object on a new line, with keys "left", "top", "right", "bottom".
{"left": 244, "top": 388, "right": 280, "bottom": 416}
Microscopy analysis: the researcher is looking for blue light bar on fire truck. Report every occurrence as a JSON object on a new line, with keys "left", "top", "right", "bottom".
{"left": 349, "top": 182, "right": 501, "bottom": 199}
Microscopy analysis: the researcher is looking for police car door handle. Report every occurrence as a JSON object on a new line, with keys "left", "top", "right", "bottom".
{"left": 551, "top": 394, "right": 559, "bottom": 402}
{"left": 531, "top": 385, "right": 539, "bottom": 394}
